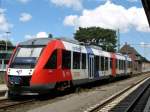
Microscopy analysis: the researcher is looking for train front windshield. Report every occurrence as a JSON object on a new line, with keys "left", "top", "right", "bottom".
{"left": 10, "top": 47, "right": 43, "bottom": 69}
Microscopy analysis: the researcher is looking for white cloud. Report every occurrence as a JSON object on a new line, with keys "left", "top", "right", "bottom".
{"left": 50, "top": 0, "right": 83, "bottom": 10}
{"left": 19, "top": 13, "right": 32, "bottom": 22}
{"left": 64, "top": 1, "right": 150, "bottom": 32}
{"left": 64, "top": 15, "right": 78, "bottom": 26}
{"left": 36, "top": 32, "right": 48, "bottom": 38}
{"left": 0, "top": 8, "right": 13, "bottom": 32}
{"left": 17, "top": 0, "right": 31, "bottom": 4}
{"left": 24, "top": 32, "right": 48, "bottom": 39}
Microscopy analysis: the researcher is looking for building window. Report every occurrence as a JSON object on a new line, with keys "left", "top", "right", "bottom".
{"left": 62, "top": 50, "right": 71, "bottom": 69}
{"left": 4, "top": 60, "right": 9, "bottom": 64}
{"left": 73, "top": 52, "right": 80, "bottom": 69}
{"left": 45, "top": 50, "right": 57, "bottom": 69}
{"left": 82, "top": 53, "right": 86, "bottom": 69}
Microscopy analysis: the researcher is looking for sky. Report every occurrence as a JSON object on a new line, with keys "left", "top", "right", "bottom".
{"left": 0, "top": 0, "right": 150, "bottom": 60}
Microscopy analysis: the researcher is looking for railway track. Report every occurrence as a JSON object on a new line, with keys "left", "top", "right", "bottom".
{"left": 0, "top": 73, "right": 149, "bottom": 111}
{"left": 85, "top": 77, "right": 150, "bottom": 112}
{"left": 0, "top": 98, "right": 34, "bottom": 109}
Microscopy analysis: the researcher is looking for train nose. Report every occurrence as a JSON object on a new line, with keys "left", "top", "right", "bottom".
{"left": 29, "top": 69, "right": 33, "bottom": 75}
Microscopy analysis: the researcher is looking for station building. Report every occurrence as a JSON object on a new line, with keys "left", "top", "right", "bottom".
{"left": 0, "top": 43, "right": 15, "bottom": 72}
{"left": 120, "top": 43, "right": 150, "bottom": 74}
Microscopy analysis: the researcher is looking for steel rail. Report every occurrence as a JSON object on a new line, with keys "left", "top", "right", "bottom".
{"left": 85, "top": 76, "right": 150, "bottom": 112}
{"left": 0, "top": 98, "right": 34, "bottom": 109}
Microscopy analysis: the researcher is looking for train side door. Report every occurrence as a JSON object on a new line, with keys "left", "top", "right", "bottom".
{"left": 88, "top": 54, "right": 94, "bottom": 79}
{"left": 111, "top": 53, "right": 116, "bottom": 77}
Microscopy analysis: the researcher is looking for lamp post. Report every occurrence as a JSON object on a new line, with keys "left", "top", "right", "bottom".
{"left": 117, "top": 29, "right": 120, "bottom": 52}
{"left": 5, "top": 31, "right": 10, "bottom": 51}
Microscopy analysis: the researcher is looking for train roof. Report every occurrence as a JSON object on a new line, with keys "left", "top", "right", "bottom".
{"left": 19, "top": 37, "right": 80, "bottom": 46}
{"left": 19, "top": 37, "right": 102, "bottom": 49}
{"left": 19, "top": 38, "right": 52, "bottom": 46}
{"left": 19, "top": 38, "right": 130, "bottom": 60}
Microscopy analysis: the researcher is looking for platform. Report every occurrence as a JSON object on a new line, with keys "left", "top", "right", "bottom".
{"left": 0, "top": 84, "right": 7, "bottom": 91}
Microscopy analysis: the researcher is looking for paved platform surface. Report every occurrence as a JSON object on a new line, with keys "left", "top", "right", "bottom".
{"left": 27, "top": 73, "right": 150, "bottom": 112}
{"left": 0, "top": 84, "right": 8, "bottom": 98}
{"left": 0, "top": 84, "right": 7, "bottom": 91}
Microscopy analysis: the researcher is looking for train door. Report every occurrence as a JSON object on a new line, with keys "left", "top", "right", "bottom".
{"left": 88, "top": 54, "right": 94, "bottom": 79}
{"left": 111, "top": 53, "right": 116, "bottom": 77}
{"left": 125, "top": 56, "right": 127, "bottom": 75}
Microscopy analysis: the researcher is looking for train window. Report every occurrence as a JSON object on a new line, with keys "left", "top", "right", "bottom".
{"left": 122, "top": 60, "right": 124, "bottom": 70}
{"left": 16, "top": 47, "right": 43, "bottom": 58}
{"left": 129, "top": 61, "right": 131, "bottom": 68}
{"left": 121, "top": 60, "right": 123, "bottom": 70}
{"left": 123, "top": 60, "right": 125, "bottom": 70}
{"left": 73, "top": 52, "right": 80, "bottom": 69}
{"left": 110, "top": 58, "right": 112, "bottom": 68}
{"left": 120, "top": 60, "right": 122, "bottom": 70}
{"left": 116, "top": 59, "right": 118, "bottom": 68}
{"left": 101, "top": 56, "right": 104, "bottom": 71}
{"left": 127, "top": 61, "right": 129, "bottom": 68}
{"left": 119, "top": 60, "right": 121, "bottom": 70}
{"left": 105, "top": 57, "right": 108, "bottom": 71}
{"left": 95, "top": 56, "right": 99, "bottom": 71}
{"left": 62, "top": 50, "right": 71, "bottom": 69}
{"left": 82, "top": 53, "right": 86, "bottom": 69}
{"left": 45, "top": 50, "right": 57, "bottom": 69}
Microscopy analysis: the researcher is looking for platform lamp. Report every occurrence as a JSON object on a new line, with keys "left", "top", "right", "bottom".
{"left": 5, "top": 31, "right": 11, "bottom": 51}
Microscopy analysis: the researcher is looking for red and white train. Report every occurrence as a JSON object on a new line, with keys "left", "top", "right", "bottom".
{"left": 5, "top": 38, "right": 132, "bottom": 97}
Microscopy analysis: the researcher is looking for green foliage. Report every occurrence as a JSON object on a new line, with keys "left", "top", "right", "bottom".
{"left": 74, "top": 27, "right": 117, "bottom": 52}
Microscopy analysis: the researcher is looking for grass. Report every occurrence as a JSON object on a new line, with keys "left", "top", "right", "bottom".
{"left": 0, "top": 72, "right": 5, "bottom": 84}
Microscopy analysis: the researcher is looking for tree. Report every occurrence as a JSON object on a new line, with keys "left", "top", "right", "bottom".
{"left": 74, "top": 27, "right": 117, "bottom": 52}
